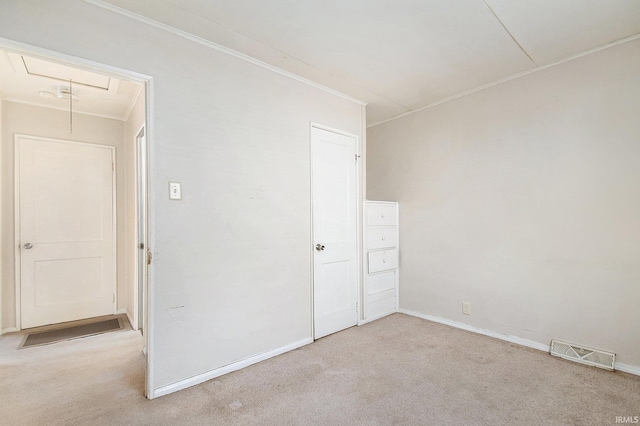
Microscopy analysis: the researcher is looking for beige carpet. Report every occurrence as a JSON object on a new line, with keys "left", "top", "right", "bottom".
{"left": 1, "top": 313, "right": 638, "bottom": 425}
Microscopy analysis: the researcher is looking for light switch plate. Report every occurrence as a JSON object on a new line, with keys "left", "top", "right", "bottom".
{"left": 169, "top": 182, "right": 181, "bottom": 200}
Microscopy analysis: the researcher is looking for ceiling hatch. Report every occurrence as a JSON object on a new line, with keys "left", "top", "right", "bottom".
{"left": 10, "top": 52, "right": 117, "bottom": 92}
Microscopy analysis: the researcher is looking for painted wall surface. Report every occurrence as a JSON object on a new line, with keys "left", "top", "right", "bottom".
{"left": 367, "top": 39, "right": 640, "bottom": 366}
{"left": 1, "top": 101, "right": 130, "bottom": 329}
{"left": 0, "top": 0, "right": 363, "bottom": 391}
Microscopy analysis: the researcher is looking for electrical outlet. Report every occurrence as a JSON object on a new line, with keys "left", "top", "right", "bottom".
{"left": 462, "top": 301, "right": 471, "bottom": 315}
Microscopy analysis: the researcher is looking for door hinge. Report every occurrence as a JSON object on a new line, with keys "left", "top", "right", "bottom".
{"left": 113, "top": 293, "right": 115, "bottom": 303}
{"left": 112, "top": 162, "right": 114, "bottom": 172}
{"left": 356, "top": 302, "right": 359, "bottom": 314}
{"left": 147, "top": 250, "right": 152, "bottom": 265}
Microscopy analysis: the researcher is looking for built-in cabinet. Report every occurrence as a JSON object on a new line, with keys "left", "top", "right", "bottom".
{"left": 363, "top": 201, "right": 399, "bottom": 321}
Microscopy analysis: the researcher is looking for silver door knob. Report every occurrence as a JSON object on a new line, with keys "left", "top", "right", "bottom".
{"left": 23, "top": 243, "right": 33, "bottom": 250}
{"left": 315, "top": 244, "right": 325, "bottom": 251}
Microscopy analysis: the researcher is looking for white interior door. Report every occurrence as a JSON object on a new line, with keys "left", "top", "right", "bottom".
{"left": 18, "top": 135, "right": 116, "bottom": 329}
{"left": 311, "top": 126, "right": 358, "bottom": 339}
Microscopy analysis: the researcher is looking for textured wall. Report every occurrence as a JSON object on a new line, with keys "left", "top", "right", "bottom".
{"left": 0, "top": 0, "right": 363, "bottom": 393}
{"left": 368, "top": 39, "right": 640, "bottom": 366}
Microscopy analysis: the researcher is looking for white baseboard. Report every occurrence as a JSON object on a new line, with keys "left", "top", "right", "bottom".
{"left": 1, "top": 327, "right": 18, "bottom": 335}
{"left": 359, "top": 310, "right": 396, "bottom": 326}
{"left": 123, "top": 311, "right": 134, "bottom": 329}
{"left": 152, "top": 337, "right": 313, "bottom": 398}
{"left": 399, "top": 309, "right": 640, "bottom": 377}
{"left": 399, "top": 308, "right": 552, "bottom": 353}
{"left": 616, "top": 363, "right": 640, "bottom": 376}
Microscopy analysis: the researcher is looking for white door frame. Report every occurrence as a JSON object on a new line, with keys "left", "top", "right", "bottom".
{"left": 0, "top": 100, "right": 3, "bottom": 334}
{"left": 0, "top": 37, "right": 155, "bottom": 398}
{"left": 135, "top": 126, "right": 148, "bottom": 332}
{"left": 14, "top": 135, "right": 117, "bottom": 328}
{"left": 309, "top": 122, "right": 363, "bottom": 340}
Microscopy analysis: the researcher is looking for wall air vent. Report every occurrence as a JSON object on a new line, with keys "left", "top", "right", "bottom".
{"left": 550, "top": 340, "right": 615, "bottom": 371}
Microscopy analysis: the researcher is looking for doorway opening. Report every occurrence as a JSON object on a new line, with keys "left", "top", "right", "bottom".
{"left": 0, "top": 40, "right": 152, "bottom": 396}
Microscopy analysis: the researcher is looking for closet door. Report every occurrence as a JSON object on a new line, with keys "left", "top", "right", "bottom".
{"left": 311, "top": 126, "right": 358, "bottom": 339}
{"left": 18, "top": 135, "right": 116, "bottom": 328}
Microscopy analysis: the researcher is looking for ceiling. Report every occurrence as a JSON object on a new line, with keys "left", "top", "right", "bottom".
{"left": 86, "top": 2, "right": 640, "bottom": 124}
{"left": 97, "top": 0, "right": 640, "bottom": 125}
{"left": 0, "top": 49, "right": 143, "bottom": 120}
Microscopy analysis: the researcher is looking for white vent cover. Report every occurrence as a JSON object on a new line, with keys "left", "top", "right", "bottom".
{"left": 550, "top": 340, "right": 615, "bottom": 371}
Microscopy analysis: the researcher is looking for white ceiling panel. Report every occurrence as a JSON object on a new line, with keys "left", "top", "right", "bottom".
{"left": 96, "top": 0, "right": 640, "bottom": 125}
{"left": 159, "top": 0, "right": 533, "bottom": 111}
{"left": 21, "top": 55, "right": 112, "bottom": 89}
{"left": 0, "top": 49, "right": 143, "bottom": 120}
{"left": 161, "top": 0, "right": 535, "bottom": 110}
{"left": 98, "top": 0, "right": 410, "bottom": 123}
{"left": 485, "top": 0, "right": 640, "bottom": 65}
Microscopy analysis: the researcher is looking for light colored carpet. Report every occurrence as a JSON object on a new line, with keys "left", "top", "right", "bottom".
{"left": 1, "top": 313, "right": 638, "bottom": 425}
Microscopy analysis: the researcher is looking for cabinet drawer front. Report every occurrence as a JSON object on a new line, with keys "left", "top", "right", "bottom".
{"left": 367, "top": 270, "right": 396, "bottom": 295}
{"left": 367, "top": 204, "right": 397, "bottom": 226}
{"left": 367, "top": 295, "right": 397, "bottom": 320}
{"left": 368, "top": 249, "right": 398, "bottom": 274}
{"left": 367, "top": 227, "right": 397, "bottom": 250}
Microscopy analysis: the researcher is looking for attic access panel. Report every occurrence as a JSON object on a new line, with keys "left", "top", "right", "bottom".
{"left": 19, "top": 54, "right": 112, "bottom": 90}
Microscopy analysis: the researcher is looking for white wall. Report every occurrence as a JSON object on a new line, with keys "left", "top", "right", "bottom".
{"left": 1, "top": 101, "right": 132, "bottom": 329}
{"left": 367, "top": 39, "right": 640, "bottom": 366}
{"left": 0, "top": 0, "right": 363, "bottom": 392}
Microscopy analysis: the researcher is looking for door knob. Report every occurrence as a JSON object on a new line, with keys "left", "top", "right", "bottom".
{"left": 23, "top": 242, "right": 33, "bottom": 250}
{"left": 315, "top": 244, "right": 325, "bottom": 251}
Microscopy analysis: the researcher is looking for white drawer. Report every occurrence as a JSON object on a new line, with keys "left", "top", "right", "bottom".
{"left": 368, "top": 249, "right": 398, "bottom": 274}
{"left": 367, "top": 270, "right": 395, "bottom": 295}
{"left": 367, "top": 203, "right": 397, "bottom": 226}
{"left": 366, "top": 295, "right": 397, "bottom": 319}
{"left": 367, "top": 227, "right": 397, "bottom": 250}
